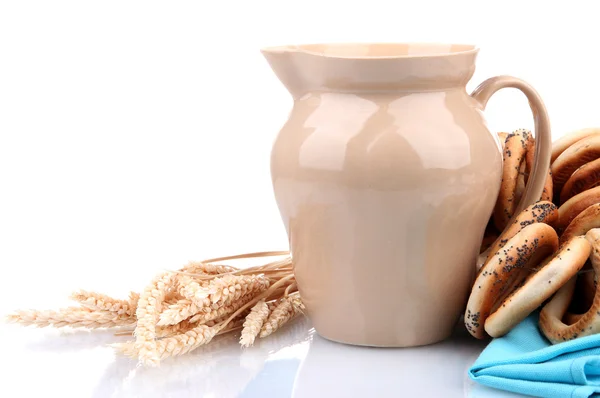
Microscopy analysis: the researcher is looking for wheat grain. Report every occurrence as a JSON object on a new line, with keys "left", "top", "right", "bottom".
{"left": 7, "top": 307, "right": 135, "bottom": 329}
{"left": 259, "top": 296, "right": 304, "bottom": 338}
{"left": 134, "top": 271, "right": 175, "bottom": 367}
{"left": 240, "top": 299, "right": 269, "bottom": 347}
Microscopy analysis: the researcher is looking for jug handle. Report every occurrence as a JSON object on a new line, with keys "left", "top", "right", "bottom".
{"left": 471, "top": 76, "right": 551, "bottom": 228}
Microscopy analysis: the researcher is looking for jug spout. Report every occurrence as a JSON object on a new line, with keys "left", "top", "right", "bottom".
{"left": 261, "top": 46, "right": 306, "bottom": 99}
{"left": 262, "top": 43, "right": 479, "bottom": 97}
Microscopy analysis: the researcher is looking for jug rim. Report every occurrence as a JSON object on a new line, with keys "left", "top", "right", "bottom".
{"left": 260, "top": 42, "right": 479, "bottom": 59}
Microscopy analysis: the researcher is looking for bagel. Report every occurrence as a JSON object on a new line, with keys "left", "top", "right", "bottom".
{"left": 539, "top": 229, "right": 600, "bottom": 343}
{"left": 560, "top": 203, "right": 600, "bottom": 243}
{"left": 493, "top": 129, "right": 534, "bottom": 231}
{"left": 476, "top": 202, "right": 557, "bottom": 275}
{"left": 477, "top": 201, "right": 557, "bottom": 281}
{"left": 560, "top": 157, "right": 600, "bottom": 204}
{"left": 551, "top": 128, "right": 600, "bottom": 164}
{"left": 485, "top": 236, "right": 590, "bottom": 337}
{"left": 551, "top": 134, "right": 600, "bottom": 193}
{"left": 465, "top": 222, "right": 559, "bottom": 339}
{"left": 557, "top": 186, "right": 600, "bottom": 231}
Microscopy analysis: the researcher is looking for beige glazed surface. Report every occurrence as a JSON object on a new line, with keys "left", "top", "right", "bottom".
{"left": 262, "top": 43, "right": 551, "bottom": 346}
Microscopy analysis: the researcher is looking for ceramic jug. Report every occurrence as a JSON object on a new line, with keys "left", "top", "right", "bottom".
{"left": 262, "top": 43, "right": 551, "bottom": 347}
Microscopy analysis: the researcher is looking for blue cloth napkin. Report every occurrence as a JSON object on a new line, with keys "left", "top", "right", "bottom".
{"left": 469, "top": 312, "right": 600, "bottom": 398}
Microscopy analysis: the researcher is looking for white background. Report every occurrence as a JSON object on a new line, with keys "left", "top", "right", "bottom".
{"left": 1, "top": 1, "right": 599, "bottom": 397}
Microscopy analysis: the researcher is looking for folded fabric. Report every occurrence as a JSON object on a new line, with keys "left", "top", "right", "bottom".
{"left": 469, "top": 311, "right": 600, "bottom": 398}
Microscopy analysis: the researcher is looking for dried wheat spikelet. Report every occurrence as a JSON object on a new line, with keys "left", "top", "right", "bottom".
{"left": 7, "top": 307, "right": 135, "bottom": 329}
{"left": 240, "top": 299, "right": 269, "bottom": 347}
{"left": 71, "top": 290, "right": 139, "bottom": 317}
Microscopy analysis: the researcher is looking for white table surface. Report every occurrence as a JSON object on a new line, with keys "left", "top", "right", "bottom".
{"left": 2, "top": 314, "right": 532, "bottom": 398}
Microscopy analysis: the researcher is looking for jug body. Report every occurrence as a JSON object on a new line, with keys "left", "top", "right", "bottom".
{"left": 271, "top": 87, "right": 502, "bottom": 346}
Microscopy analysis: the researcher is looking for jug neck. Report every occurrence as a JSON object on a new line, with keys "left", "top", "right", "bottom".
{"left": 262, "top": 43, "right": 478, "bottom": 98}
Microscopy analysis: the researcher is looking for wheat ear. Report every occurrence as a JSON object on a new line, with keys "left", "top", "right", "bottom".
{"left": 240, "top": 299, "right": 269, "bottom": 347}
{"left": 70, "top": 290, "right": 138, "bottom": 316}
{"left": 7, "top": 307, "right": 135, "bottom": 329}
{"left": 114, "top": 324, "right": 218, "bottom": 360}
{"left": 134, "top": 271, "right": 175, "bottom": 367}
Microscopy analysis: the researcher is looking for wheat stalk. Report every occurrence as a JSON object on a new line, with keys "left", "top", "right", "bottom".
{"left": 200, "top": 251, "right": 289, "bottom": 264}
